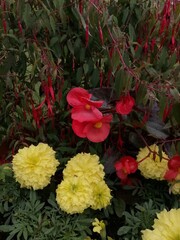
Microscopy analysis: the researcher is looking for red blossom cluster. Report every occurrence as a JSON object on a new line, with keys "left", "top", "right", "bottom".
{"left": 114, "top": 156, "right": 138, "bottom": 184}
{"left": 67, "top": 87, "right": 135, "bottom": 142}
{"left": 67, "top": 87, "right": 112, "bottom": 142}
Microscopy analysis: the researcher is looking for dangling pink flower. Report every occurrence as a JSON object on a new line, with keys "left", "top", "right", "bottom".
{"left": 114, "top": 156, "right": 138, "bottom": 181}
{"left": 164, "top": 155, "right": 180, "bottom": 181}
{"left": 116, "top": 94, "right": 135, "bottom": 115}
{"left": 67, "top": 87, "right": 104, "bottom": 122}
{"left": 72, "top": 114, "right": 112, "bottom": 142}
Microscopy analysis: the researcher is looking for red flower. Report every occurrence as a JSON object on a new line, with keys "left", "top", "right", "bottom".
{"left": 116, "top": 94, "right": 135, "bottom": 115}
{"left": 67, "top": 87, "right": 104, "bottom": 122}
{"left": 164, "top": 155, "right": 180, "bottom": 181}
{"left": 72, "top": 114, "right": 113, "bottom": 142}
{"left": 114, "top": 156, "right": 138, "bottom": 180}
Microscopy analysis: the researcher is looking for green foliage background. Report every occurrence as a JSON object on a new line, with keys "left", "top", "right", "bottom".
{"left": 0, "top": 0, "right": 180, "bottom": 239}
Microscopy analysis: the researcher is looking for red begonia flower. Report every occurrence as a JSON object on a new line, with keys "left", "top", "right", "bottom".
{"left": 164, "top": 155, "right": 180, "bottom": 181}
{"left": 67, "top": 87, "right": 91, "bottom": 107}
{"left": 116, "top": 94, "right": 135, "bottom": 115}
{"left": 114, "top": 156, "right": 138, "bottom": 180}
{"left": 67, "top": 87, "right": 103, "bottom": 108}
{"left": 72, "top": 114, "right": 113, "bottom": 143}
{"left": 67, "top": 87, "right": 104, "bottom": 122}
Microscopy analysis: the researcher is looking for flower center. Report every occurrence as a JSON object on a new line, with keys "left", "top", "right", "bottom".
{"left": 85, "top": 104, "right": 91, "bottom": 110}
{"left": 94, "top": 122, "right": 102, "bottom": 129}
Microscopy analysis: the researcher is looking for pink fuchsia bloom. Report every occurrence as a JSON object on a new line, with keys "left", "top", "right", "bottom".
{"left": 116, "top": 94, "right": 135, "bottom": 115}
{"left": 114, "top": 156, "right": 138, "bottom": 180}
{"left": 67, "top": 87, "right": 104, "bottom": 122}
{"left": 72, "top": 114, "right": 113, "bottom": 143}
{"left": 164, "top": 155, "right": 180, "bottom": 181}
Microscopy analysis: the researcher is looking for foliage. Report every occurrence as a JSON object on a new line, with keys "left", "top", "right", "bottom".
{"left": 0, "top": 0, "right": 180, "bottom": 239}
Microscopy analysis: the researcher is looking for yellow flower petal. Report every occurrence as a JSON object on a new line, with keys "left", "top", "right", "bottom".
{"left": 136, "top": 144, "right": 168, "bottom": 180}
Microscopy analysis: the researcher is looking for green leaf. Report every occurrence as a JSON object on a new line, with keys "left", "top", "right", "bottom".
{"left": 113, "top": 198, "right": 126, "bottom": 218}
{"left": 117, "top": 226, "right": 132, "bottom": 236}
{"left": 114, "top": 69, "right": 128, "bottom": 97}
{"left": 171, "top": 103, "right": 180, "bottom": 124}
{"left": 170, "top": 88, "right": 180, "bottom": 102}
{"left": 146, "top": 121, "right": 169, "bottom": 139}
{"left": 90, "top": 68, "right": 99, "bottom": 88}
{"left": 129, "top": 24, "right": 136, "bottom": 41}
{"left": 49, "top": 16, "right": 56, "bottom": 34}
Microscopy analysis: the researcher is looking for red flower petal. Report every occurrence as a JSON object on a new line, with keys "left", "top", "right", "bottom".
{"left": 67, "top": 87, "right": 91, "bottom": 107}
{"left": 114, "top": 156, "right": 138, "bottom": 181}
{"left": 116, "top": 94, "right": 135, "bottom": 115}
{"left": 168, "top": 155, "right": 180, "bottom": 170}
{"left": 164, "top": 169, "right": 178, "bottom": 181}
{"left": 85, "top": 122, "right": 111, "bottom": 143}
{"left": 72, "top": 120, "right": 86, "bottom": 138}
{"left": 71, "top": 106, "right": 102, "bottom": 122}
{"left": 116, "top": 169, "right": 128, "bottom": 180}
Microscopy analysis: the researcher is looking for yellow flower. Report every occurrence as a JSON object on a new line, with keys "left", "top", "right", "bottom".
{"left": 92, "top": 218, "right": 105, "bottom": 234}
{"left": 56, "top": 177, "right": 92, "bottom": 214}
{"left": 91, "top": 181, "right": 112, "bottom": 210}
{"left": 170, "top": 174, "right": 180, "bottom": 195}
{"left": 63, "top": 153, "right": 105, "bottom": 184}
{"left": 136, "top": 144, "right": 168, "bottom": 180}
{"left": 141, "top": 208, "right": 180, "bottom": 240}
{"left": 12, "top": 143, "right": 59, "bottom": 190}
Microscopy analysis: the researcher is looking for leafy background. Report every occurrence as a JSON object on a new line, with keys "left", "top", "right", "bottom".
{"left": 0, "top": 0, "right": 180, "bottom": 239}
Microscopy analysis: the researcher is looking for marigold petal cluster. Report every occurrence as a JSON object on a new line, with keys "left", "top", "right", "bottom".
{"left": 12, "top": 143, "right": 59, "bottom": 190}
{"left": 56, "top": 153, "right": 111, "bottom": 214}
{"left": 91, "top": 181, "right": 112, "bottom": 210}
{"left": 141, "top": 208, "right": 180, "bottom": 240}
{"left": 56, "top": 177, "right": 92, "bottom": 214}
{"left": 136, "top": 144, "right": 168, "bottom": 180}
{"left": 63, "top": 153, "right": 105, "bottom": 183}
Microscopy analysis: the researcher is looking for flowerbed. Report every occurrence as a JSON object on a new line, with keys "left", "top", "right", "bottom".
{"left": 0, "top": 0, "right": 180, "bottom": 239}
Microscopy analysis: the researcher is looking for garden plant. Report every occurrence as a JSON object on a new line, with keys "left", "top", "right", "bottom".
{"left": 0, "top": 0, "right": 180, "bottom": 239}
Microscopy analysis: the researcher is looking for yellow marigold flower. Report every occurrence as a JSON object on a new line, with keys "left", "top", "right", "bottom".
{"left": 56, "top": 177, "right": 92, "bottom": 214}
{"left": 171, "top": 182, "right": 180, "bottom": 194}
{"left": 136, "top": 144, "right": 168, "bottom": 180}
{"left": 91, "top": 181, "right": 112, "bottom": 210}
{"left": 12, "top": 143, "right": 59, "bottom": 190}
{"left": 170, "top": 174, "right": 180, "bottom": 195}
{"left": 92, "top": 218, "right": 105, "bottom": 234}
{"left": 141, "top": 208, "right": 180, "bottom": 240}
{"left": 63, "top": 153, "right": 105, "bottom": 183}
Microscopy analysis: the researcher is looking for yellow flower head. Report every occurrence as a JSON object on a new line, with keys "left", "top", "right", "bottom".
{"left": 56, "top": 177, "right": 92, "bottom": 214}
{"left": 170, "top": 174, "right": 180, "bottom": 195}
{"left": 63, "top": 153, "right": 105, "bottom": 184}
{"left": 91, "top": 181, "right": 112, "bottom": 210}
{"left": 136, "top": 144, "right": 168, "bottom": 180}
{"left": 12, "top": 143, "right": 59, "bottom": 190}
{"left": 92, "top": 218, "right": 105, "bottom": 234}
{"left": 141, "top": 208, "right": 180, "bottom": 240}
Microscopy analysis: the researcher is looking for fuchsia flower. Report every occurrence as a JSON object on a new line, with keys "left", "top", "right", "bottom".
{"left": 67, "top": 87, "right": 104, "bottom": 122}
{"left": 164, "top": 155, "right": 180, "bottom": 181}
{"left": 114, "top": 156, "right": 138, "bottom": 181}
{"left": 72, "top": 114, "right": 112, "bottom": 143}
{"left": 116, "top": 94, "right": 135, "bottom": 115}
